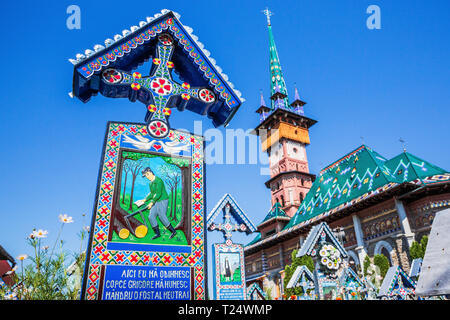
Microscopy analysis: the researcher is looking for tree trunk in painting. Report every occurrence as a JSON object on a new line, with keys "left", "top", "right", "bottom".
{"left": 169, "top": 187, "right": 175, "bottom": 220}
{"left": 128, "top": 163, "right": 142, "bottom": 211}
{"left": 113, "top": 212, "right": 131, "bottom": 239}
{"left": 172, "top": 180, "right": 178, "bottom": 222}
{"left": 129, "top": 174, "right": 136, "bottom": 212}
{"left": 122, "top": 165, "right": 129, "bottom": 204}
{"left": 171, "top": 188, "right": 175, "bottom": 220}
{"left": 114, "top": 206, "right": 148, "bottom": 238}
{"left": 159, "top": 163, "right": 181, "bottom": 223}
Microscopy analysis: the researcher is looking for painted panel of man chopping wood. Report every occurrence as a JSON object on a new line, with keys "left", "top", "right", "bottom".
{"left": 108, "top": 149, "right": 191, "bottom": 246}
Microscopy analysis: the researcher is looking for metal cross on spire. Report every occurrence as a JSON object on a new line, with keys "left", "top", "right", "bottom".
{"left": 262, "top": 7, "right": 273, "bottom": 26}
{"left": 399, "top": 137, "right": 407, "bottom": 152}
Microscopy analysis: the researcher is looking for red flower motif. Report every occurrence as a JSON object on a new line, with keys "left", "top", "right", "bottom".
{"left": 151, "top": 78, "right": 172, "bottom": 95}
{"left": 199, "top": 88, "right": 215, "bottom": 103}
{"left": 148, "top": 120, "right": 168, "bottom": 137}
{"left": 102, "top": 69, "right": 122, "bottom": 84}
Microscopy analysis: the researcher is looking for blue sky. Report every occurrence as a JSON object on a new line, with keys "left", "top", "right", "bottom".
{"left": 1, "top": 0, "right": 449, "bottom": 297}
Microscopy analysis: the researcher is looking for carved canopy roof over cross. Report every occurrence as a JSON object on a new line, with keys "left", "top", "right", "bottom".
{"left": 207, "top": 194, "right": 256, "bottom": 245}
{"left": 70, "top": 9, "right": 244, "bottom": 138}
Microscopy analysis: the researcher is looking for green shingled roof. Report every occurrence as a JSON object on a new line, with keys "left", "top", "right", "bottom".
{"left": 245, "top": 202, "right": 286, "bottom": 247}
{"left": 261, "top": 202, "right": 288, "bottom": 224}
{"left": 245, "top": 145, "right": 449, "bottom": 250}
{"left": 246, "top": 202, "right": 288, "bottom": 246}
{"left": 246, "top": 232, "right": 261, "bottom": 247}
{"left": 384, "top": 152, "right": 447, "bottom": 184}
{"left": 284, "top": 145, "right": 448, "bottom": 230}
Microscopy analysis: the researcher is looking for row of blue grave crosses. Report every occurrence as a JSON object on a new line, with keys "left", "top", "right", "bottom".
{"left": 287, "top": 221, "right": 417, "bottom": 300}
{"left": 206, "top": 197, "right": 418, "bottom": 300}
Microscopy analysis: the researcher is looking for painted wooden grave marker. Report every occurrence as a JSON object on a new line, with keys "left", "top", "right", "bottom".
{"left": 207, "top": 194, "right": 256, "bottom": 300}
{"left": 69, "top": 9, "right": 243, "bottom": 300}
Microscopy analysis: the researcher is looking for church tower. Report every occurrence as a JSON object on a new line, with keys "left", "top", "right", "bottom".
{"left": 254, "top": 9, "right": 317, "bottom": 218}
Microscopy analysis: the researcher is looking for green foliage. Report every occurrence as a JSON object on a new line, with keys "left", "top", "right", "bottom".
{"left": 220, "top": 267, "right": 241, "bottom": 284}
{"left": 283, "top": 249, "right": 315, "bottom": 297}
{"left": 420, "top": 235, "right": 428, "bottom": 253}
{"left": 265, "top": 287, "right": 272, "bottom": 300}
{"left": 409, "top": 235, "right": 429, "bottom": 260}
{"left": 122, "top": 151, "right": 189, "bottom": 168}
{"left": 363, "top": 255, "right": 371, "bottom": 275}
{"left": 164, "top": 156, "right": 190, "bottom": 168}
{"left": 409, "top": 241, "right": 423, "bottom": 260}
{"left": 373, "top": 254, "right": 389, "bottom": 280}
{"left": 122, "top": 150, "right": 154, "bottom": 161}
{"left": 0, "top": 217, "right": 88, "bottom": 300}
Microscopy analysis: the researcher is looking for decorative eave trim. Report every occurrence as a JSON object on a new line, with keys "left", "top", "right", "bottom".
{"left": 69, "top": 9, "right": 244, "bottom": 109}
{"left": 252, "top": 108, "right": 318, "bottom": 135}
{"left": 207, "top": 193, "right": 257, "bottom": 233}
{"left": 264, "top": 170, "right": 316, "bottom": 188}
{"left": 257, "top": 216, "right": 291, "bottom": 230}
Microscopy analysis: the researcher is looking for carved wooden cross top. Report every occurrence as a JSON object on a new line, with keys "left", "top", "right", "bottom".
{"left": 100, "top": 33, "right": 216, "bottom": 139}
{"left": 208, "top": 203, "right": 247, "bottom": 246}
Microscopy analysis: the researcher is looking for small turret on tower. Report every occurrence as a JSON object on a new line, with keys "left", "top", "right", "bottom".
{"left": 290, "top": 86, "right": 307, "bottom": 115}
{"left": 255, "top": 91, "right": 271, "bottom": 122}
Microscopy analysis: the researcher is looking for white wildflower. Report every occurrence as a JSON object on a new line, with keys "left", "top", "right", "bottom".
{"left": 59, "top": 214, "right": 74, "bottom": 224}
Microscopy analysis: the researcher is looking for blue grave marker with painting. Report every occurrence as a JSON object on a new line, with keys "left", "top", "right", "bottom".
{"left": 70, "top": 10, "right": 244, "bottom": 300}
{"left": 207, "top": 194, "right": 256, "bottom": 300}
{"left": 102, "top": 265, "right": 191, "bottom": 300}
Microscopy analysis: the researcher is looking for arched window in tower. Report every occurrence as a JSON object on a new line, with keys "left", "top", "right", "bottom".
{"left": 299, "top": 192, "right": 304, "bottom": 203}
{"left": 276, "top": 197, "right": 279, "bottom": 205}
{"left": 301, "top": 178, "right": 305, "bottom": 186}
{"left": 281, "top": 195, "right": 285, "bottom": 207}
{"left": 348, "top": 256, "right": 358, "bottom": 273}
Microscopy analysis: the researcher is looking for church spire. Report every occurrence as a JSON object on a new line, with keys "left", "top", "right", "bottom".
{"left": 263, "top": 8, "right": 289, "bottom": 110}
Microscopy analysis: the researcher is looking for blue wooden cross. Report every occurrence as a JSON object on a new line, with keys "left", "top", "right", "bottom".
{"left": 209, "top": 203, "right": 248, "bottom": 246}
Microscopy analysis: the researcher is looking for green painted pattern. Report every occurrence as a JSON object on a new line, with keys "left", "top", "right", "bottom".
{"left": 267, "top": 24, "right": 290, "bottom": 110}
{"left": 261, "top": 202, "right": 288, "bottom": 223}
{"left": 246, "top": 202, "right": 287, "bottom": 246}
